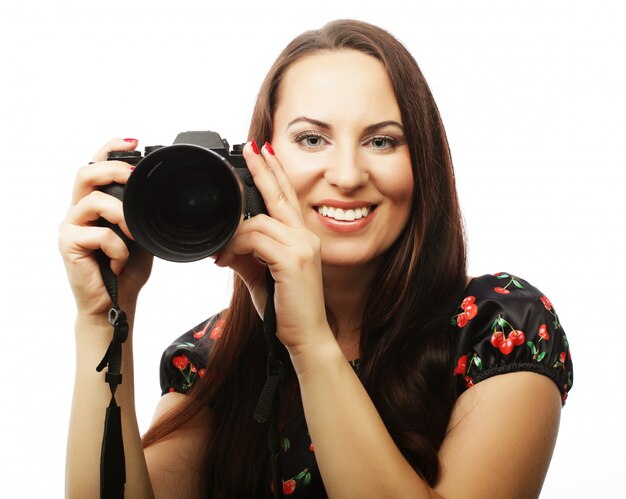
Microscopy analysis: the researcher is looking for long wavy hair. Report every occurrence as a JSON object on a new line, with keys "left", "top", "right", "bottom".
{"left": 143, "top": 19, "right": 467, "bottom": 496}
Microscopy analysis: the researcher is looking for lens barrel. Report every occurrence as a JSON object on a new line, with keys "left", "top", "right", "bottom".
{"left": 123, "top": 144, "right": 243, "bottom": 262}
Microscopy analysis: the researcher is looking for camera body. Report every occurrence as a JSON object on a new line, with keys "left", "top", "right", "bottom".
{"left": 101, "top": 131, "right": 266, "bottom": 262}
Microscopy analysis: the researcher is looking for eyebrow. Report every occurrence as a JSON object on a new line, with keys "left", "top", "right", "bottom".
{"left": 285, "top": 116, "right": 405, "bottom": 134}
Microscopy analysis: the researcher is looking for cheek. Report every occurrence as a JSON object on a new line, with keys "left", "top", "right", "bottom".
{"left": 380, "top": 162, "right": 414, "bottom": 211}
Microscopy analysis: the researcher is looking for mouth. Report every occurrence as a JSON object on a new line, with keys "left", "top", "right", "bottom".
{"left": 315, "top": 204, "right": 377, "bottom": 222}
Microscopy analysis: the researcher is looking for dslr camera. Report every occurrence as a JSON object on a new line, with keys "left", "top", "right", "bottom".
{"left": 102, "top": 131, "right": 266, "bottom": 262}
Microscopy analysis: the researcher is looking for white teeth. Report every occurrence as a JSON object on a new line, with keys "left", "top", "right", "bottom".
{"left": 317, "top": 205, "right": 373, "bottom": 221}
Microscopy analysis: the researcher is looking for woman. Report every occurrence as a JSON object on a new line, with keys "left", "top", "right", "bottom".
{"left": 60, "top": 19, "right": 573, "bottom": 498}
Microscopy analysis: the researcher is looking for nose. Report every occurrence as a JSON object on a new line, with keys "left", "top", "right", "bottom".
{"left": 324, "top": 147, "right": 369, "bottom": 193}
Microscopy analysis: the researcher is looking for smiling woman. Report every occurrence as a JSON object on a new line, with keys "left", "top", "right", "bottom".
{"left": 272, "top": 50, "right": 414, "bottom": 267}
{"left": 60, "top": 19, "right": 572, "bottom": 499}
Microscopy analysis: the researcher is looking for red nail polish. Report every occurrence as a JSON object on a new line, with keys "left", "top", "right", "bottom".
{"left": 129, "top": 165, "right": 135, "bottom": 172}
{"left": 264, "top": 142, "right": 275, "bottom": 155}
{"left": 251, "top": 139, "right": 260, "bottom": 155}
{"left": 124, "top": 138, "right": 138, "bottom": 143}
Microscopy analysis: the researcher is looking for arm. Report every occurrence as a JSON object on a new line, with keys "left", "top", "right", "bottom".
{"left": 61, "top": 138, "right": 155, "bottom": 498}
{"left": 435, "top": 372, "right": 561, "bottom": 498}
{"left": 217, "top": 144, "right": 562, "bottom": 498}
{"left": 291, "top": 338, "right": 439, "bottom": 499}
{"left": 67, "top": 322, "right": 212, "bottom": 499}
{"left": 61, "top": 139, "right": 210, "bottom": 498}
{"left": 67, "top": 309, "right": 154, "bottom": 499}
{"left": 292, "top": 340, "right": 561, "bottom": 499}
{"left": 144, "top": 393, "right": 213, "bottom": 498}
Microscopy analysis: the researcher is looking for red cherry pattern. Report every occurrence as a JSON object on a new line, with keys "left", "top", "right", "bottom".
{"left": 270, "top": 468, "right": 311, "bottom": 496}
{"left": 538, "top": 324, "right": 549, "bottom": 341}
{"left": 490, "top": 331, "right": 505, "bottom": 348}
{"left": 509, "top": 330, "right": 526, "bottom": 346}
{"left": 455, "top": 296, "right": 479, "bottom": 328}
{"left": 193, "top": 321, "right": 209, "bottom": 339}
{"left": 499, "top": 338, "right": 514, "bottom": 355}
{"left": 453, "top": 355, "right": 468, "bottom": 375}
{"left": 493, "top": 273, "right": 525, "bottom": 295}
{"left": 172, "top": 354, "right": 190, "bottom": 370}
{"left": 449, "top": 274, "right": 572, "bottom": 404}
{"left": 490, "top": 316, "right": 526, "bottom": 355}
{"left": 457, "top": 313, "right": 468, "bottom": 328}
{"left": 171, "top": 352, "right": 202, "bottom": 392}
{"left": 283, "top": 479, "right": 297, "bottom": 495}
{"left": 209, "top": 318, "right": 225, "bottom": 340}
{"left": 461, "top": 296, "right": 475, "bottom": 309}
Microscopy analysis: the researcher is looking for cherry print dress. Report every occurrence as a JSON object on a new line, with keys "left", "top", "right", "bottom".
{"left": 160, "top": 273, "right": 573, "bottom": 497}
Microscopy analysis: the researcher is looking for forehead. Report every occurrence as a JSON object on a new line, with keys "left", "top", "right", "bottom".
{"left": 274, "top": 49, "right": 402, "bottom": 126}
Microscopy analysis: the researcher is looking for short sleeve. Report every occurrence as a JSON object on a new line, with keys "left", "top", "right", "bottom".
{"left": 159, "top": 313, "right": 225, "bottom": 396}
{"left": 451, "top": 273, "right": 573, "bottom": 405}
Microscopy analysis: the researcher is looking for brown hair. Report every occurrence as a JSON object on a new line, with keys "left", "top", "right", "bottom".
{"left": 143, "top": 19, "right": 467, "bottom": 494}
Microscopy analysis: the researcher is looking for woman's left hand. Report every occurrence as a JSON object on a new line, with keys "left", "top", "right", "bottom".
{"left": 215, "top": 141, "right": 332, "bottom": 353}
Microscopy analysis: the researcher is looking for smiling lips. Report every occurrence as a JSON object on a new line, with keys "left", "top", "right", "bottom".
{"left": 314, "top": 202, "right": 377, "bottom": 232}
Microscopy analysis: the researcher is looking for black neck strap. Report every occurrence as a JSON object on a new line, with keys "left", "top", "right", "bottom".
{"left": 95, "top": 258, "right": 284, "bottom": 498}
{"left": 254, "top": 269, "right": 285, "bottom": 499}
{"left": 96, "top": 250, "right": 128, "bottom": 499}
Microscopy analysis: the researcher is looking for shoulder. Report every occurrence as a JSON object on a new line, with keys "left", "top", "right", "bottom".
{"left": 159, "top": 313, "right": 226, "bottom": 396}
{"left": 450, "top": 272, "right": 573, "bottom": 404}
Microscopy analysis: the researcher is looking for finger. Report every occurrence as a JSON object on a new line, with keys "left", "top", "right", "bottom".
{"left": 234, "top": 214, "right": 298, "bottom": 248}
{"left": 260, "top": 142, "right": 300, "bottom": 209}
{"left": 71, "top": 160, "right": 133, "bottom": 206}
{"left": 66, "top": 190, "right": 132, "bottom": 240}
{"left": 243, "top": 142, "right": 302, "bottom": 226}
{"left": 218, "top": 230, "right": 284, "bottom": 269}
{"left": 221, "top": 225, "right": 318, "bottom": 271}
{"left": 60, "top": 224, "right": 130, "bottom": 275}
{"left": 91, "top": 138, "right": 139, "bottom": 163}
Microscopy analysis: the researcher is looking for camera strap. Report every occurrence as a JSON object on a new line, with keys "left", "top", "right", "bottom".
{"left": 95, "top": 250, "right": 128, "bottom": 499}
{"left": 93, "top": 257, "right": 282, "bottom": 498}
{"left": 254, "top": 268, "right": 285, "bottom": 499}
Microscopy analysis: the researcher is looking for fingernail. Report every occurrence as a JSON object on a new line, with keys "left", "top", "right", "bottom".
{"left": 124, "top": 138, "right": 138, "bottom": 143}
{"left": 129, "top": 165, "right": 135, "bottom": 173}
{"left": 264, "top": 142, "right": 275, "bottom": 155}
{"left": 250, "top": 139, "right": 260, "bottom": 155}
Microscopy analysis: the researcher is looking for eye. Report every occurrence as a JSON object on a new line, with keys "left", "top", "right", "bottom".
{"left": 294, "top": 132, "right": 328, "bottom": 149}
{"left": 365, "top": 135, "right": 399, "bottom": 151}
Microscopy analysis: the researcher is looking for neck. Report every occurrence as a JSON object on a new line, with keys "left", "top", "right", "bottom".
{"left": 322, "top": 262, "right": 378, "bottom": 345}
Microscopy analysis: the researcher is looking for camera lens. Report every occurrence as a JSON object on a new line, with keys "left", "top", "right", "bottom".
{"left": 123, "top": 144, "right": 242, "bottom": 262}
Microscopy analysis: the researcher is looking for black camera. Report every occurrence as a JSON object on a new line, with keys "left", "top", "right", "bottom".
{"left": 101, "top": 131, "right": 266, "bottom": 262}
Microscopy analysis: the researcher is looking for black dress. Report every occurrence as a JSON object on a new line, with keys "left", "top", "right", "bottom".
{"left": 159, "top": 273, "right": 573, "bottom": 497}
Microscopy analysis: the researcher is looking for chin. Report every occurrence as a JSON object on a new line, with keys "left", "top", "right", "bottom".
{"left": 320, "top": 247, "right": 383, "bottom": 269}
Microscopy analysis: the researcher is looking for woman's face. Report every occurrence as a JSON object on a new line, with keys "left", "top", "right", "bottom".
{"left": 271, "top": 49, "right": 414, "bottom": 268}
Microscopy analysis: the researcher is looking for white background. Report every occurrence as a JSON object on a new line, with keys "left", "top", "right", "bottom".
{"left": 1, "top": 1, "right": 624, "bottom": 497}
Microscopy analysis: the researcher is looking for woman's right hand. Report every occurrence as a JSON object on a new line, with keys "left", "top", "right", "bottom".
{"left": 59, "top": 138, "right": 153, "bottom": 318}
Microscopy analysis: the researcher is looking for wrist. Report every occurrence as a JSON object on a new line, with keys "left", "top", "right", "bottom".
{"left": 287, "top": 328, "right": 345, "bottom": 378}
{"left": 75, "top": 307, "right": 135, "bottom": 349}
